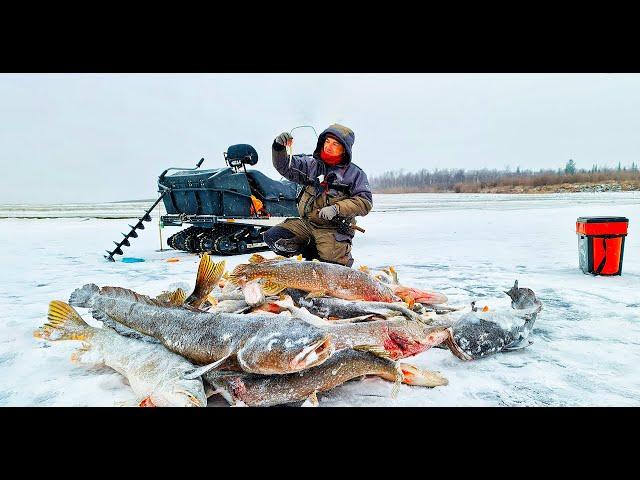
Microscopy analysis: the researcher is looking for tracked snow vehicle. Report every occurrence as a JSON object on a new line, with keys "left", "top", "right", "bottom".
{"left": 159, "top": 144, "right": 299, "bottom": 255}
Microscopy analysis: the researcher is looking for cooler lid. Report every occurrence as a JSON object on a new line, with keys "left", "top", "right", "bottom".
{"left": 576, "top": 216, "right": 628, "bottom": 223}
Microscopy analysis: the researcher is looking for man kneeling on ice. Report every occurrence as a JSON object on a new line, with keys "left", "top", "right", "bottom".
{"left": 263, "top": 123, "right": 372, "bottom": 267}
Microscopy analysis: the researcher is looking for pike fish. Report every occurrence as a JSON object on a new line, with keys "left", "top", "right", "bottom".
{"left": 204, "top": 349, "right": 448, "bottom": 407}
{"left": 360, "top": 265, "right": 448, "bottom": 305}
{"left": 87, "top": 294, "right": 334, "bottom": 375}
{"left": 285, "top": 288, "right": 427, "bottom": 323}
{"left": 69, "top": 254, "right": 225, "bottom": 310}
{"left": 444, "top": 280, "right": 543, "bottom": 361}
{"left": 229, "top": 254, "right": 400, "bottom": 302}
{"left": 327, "top": 318, "right": 453, "bottom": 361}
{"left": 35, "top": 301, "right": 207, "bottom": 407}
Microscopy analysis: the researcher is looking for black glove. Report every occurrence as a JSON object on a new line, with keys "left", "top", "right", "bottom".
{"left": 274, "top": 132, "right": 293, "bottom": 146}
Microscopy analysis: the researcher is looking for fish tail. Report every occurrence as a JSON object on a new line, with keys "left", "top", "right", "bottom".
{"left": 68, "top": 283, "right": 100, "bottom": 308}
{"left": 228, "top": 263, "right": 251, "bottom": 286}
{"left": 398, "top": 363, "right": 448, "bottom": 387}
{"left": 185, "top": 254, "right": 226, "bottom": 306}
{"left": 35, "top": 301, "right": 92, "bottom": 341}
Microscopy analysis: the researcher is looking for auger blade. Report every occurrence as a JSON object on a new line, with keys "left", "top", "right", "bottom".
{"left": 112, "top": 243, "right": 124, "bottom": 255}
{"left": 104, "top": 251, "right": 116, "bottom": 262}
{"left": 127, "top": 226, "right": 139, "bottom": 238}
{"left": 136, "top": 221, "right": 145, "bottom": 230}
{"left": 121, "top": 235, "right": 131, "bottom": 247}
{"left": 142, "top": 213, "right": 152, "bottom": 222}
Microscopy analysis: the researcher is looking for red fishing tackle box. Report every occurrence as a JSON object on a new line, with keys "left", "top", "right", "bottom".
{"left": 576, "top": 216, "right": 629, "bottom": 276}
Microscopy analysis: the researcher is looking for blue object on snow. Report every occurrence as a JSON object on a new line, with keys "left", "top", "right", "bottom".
{"left": 121, "top": 257, "right": 145, "bottom": 263}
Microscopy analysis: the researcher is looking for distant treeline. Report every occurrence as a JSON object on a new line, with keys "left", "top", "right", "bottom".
{"left": 369, "top": 160, "right": 640, "bottom": 193}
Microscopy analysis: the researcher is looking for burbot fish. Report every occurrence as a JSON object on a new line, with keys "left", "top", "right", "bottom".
{"left": 86, "top": 294, "right": 334, "bottom": 375}
{"left": 35, "top": 301, "right": 207, "bottom": 407}
{"left": 69, "top": 254, "right": 225, "bottom": 310}
{"left": 443, "top": 280, "right": 543, "bottom": 361}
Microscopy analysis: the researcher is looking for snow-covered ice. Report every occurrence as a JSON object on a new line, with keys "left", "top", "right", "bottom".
{"left": 1, "top": 192, "right": 639, "bottom": 406}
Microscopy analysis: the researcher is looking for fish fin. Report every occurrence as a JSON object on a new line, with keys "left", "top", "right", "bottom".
{"left": 156, "top": 287, "right": 187, "bottom": 305}
{"left": 358, "top": 265, "right": 370, "bottom": 273}
{"left": 228, "top": 264, "right": 250, "bottom": 286}
{"left": 391, "top": 362, "right": 402, "bottom": 399}
{"left": 301, "top": 391, "right": 319, "bottom": 407}
{"left": 295, "top": 254, "right": 303, "bottom": 261}
{"left": 40, "top": 301, "right": 91, "bottom": 341}
{"left": 305, "top": 291, "right": 326, "bottom": 299}
{"left": 68, "top": 284, "right": 100, "bottom": 308}
{"left": 262, "top": 281, "right": 287, "bottom": 296}
{"left": 138, "top": 397, "right": 156, "bottom": 407}
{"left": 183, "top": 355, "right": 231, "bottom": 380}
{"left": 353, "top": 344, "right": 394, "bottom": 360}
{"left": 388, "top": 266, "right": 399, "bottom": 285}
{"left": 503, "top": 339, "right": 533, "bottom": 351}
{"left": 399, "top": 364, "right": 449, "bottom": 387}
{"left": 248, "top": 253, "right": 267, "bottom": 264}
{"left": 332, "top": 314, "right": 376, "bottom": 324}
{"left": 185, "top": 255, "right": 226, "bottom": 308}
{"left": 99, "top": 286, "right": 158, "bottom": 306}
{"left": 169, "top": 288, "right": 187, "bottom": 305}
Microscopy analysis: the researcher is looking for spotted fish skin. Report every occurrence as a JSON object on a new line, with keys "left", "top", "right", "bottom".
{"left": 204, "top": 349, "right": 447, "bottom": 407}
{"left": 90, "top": 296, "right": 333, "bottom": 375}
{"left": 326, "top": 319, "right": 452, "bottom": 361}
{"left": 36, "top": 301, "right": 206, "bottom": 407}
{"left": 230, "top": 258, "right": 399, "bottom": 302}
{"left": 447, "top": 281, "right": 542, "bottom": 360}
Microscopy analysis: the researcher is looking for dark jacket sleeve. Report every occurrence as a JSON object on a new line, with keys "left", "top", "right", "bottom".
{"left": 272, "top": 141, "right": 315, "bottom": 185}
{"left": 336, "top": 168, "right": 373, "bottom": 217}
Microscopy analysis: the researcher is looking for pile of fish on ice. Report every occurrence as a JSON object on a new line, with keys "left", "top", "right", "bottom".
{"left": 34, "top": 253, "right": 543, "bottom": 407}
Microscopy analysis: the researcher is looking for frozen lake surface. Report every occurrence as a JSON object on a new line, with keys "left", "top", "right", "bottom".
{"left": 1, "top": 192, "right": 638, "bottom": 406}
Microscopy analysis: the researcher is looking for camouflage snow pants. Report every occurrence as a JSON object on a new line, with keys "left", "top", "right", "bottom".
{"left": 262, "top": 218, "right": 354, "bottom": 267}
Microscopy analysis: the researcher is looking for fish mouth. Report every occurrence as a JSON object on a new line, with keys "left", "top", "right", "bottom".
{"left": 290, "top": 337, "right": 334, "bottom": 370}
{"left": 444, "top": 328, "right": 473, "bottom": 361}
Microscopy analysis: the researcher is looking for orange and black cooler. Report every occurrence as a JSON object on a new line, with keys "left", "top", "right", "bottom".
{"left": 576, "top": 216, "right": 629, "bottom": 276}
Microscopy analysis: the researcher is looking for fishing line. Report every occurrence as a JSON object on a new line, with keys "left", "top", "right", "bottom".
{"left": 286, "top": 125, "right": 319, "bottom": 179}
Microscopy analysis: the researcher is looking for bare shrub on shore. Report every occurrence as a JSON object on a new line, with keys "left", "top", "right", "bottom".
{"left": 371, "top": 165, "right": 640, "bottom": 193}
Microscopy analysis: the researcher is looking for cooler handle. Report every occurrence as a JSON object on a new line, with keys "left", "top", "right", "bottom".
{"left": 595, "top": 238, "right": 607, "bottom": 275}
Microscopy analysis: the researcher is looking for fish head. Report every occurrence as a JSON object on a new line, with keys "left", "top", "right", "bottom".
{"left": 504, "top": 280, "right": 542, "bottom": 313}
{"left": 238, "top": 322, "right": 334, "bottom": 374}
{"left": 150, "top": 377, "right": 208, "bottom": 407}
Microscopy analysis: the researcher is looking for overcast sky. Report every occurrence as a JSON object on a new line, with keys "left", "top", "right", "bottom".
{"left": 1, "top": 73, "right": 640, "bottom": 203}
